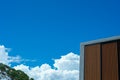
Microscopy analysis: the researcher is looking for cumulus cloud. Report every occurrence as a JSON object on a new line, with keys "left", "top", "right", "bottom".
{"left": 14, "top": 52, "right": 80, "bottom": 80}
{"left": 54, "top": 52, "right": 79, "bottom": 70}
{"left": 0, "top": 45, "right": 36, "bottom": 66}
{"left": 0, "top": 45, "right": 21, "bottom": 65}
{"left": 0, "top": 45, "right": 80, "bottom": 80}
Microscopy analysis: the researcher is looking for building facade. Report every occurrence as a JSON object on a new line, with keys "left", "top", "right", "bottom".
{"left": 80, "top": 36, "right": 120, "bottom": 80}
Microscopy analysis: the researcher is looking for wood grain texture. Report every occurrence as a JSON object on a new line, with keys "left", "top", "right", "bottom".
{"left": 84, "top": 44, "right": 101, "bottom": 80}
{"left": 102, "top": 42, "right": 118, "bottom": 80}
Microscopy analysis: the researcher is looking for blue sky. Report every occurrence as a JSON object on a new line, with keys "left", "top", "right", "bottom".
{"left": 0, "top": 0, "right": 120, "bottom": 67}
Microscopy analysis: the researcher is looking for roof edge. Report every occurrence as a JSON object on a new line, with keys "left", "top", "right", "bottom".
{"left": 81, "top": 36, "right": 120, "bottom": 46}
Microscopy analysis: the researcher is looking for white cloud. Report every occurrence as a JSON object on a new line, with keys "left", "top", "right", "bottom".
{"left": 0, "top": 45, "right": 80, "bottom": 80}
{"left": 0, "top": 45, "right": 21, "bottom": 65}
{"left": 14, "top": 52, "right": 80, "bottom": 80}
{"left": 54, "top": 52, "right": 79, "bottom": 70}
{"left": 0, "top": 45, "right": 36, "bottom": 66}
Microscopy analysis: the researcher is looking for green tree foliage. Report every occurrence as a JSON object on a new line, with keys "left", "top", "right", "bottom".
{"left": 0, "top": 63, "right": 34, "bottom": 80}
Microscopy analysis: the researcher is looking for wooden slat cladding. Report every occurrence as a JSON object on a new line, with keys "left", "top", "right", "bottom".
{"left": 102, "top": 42, "right": 118, "bottom": 80}
{"left": 84, "top": 44, "right": 101, "bottom": 80}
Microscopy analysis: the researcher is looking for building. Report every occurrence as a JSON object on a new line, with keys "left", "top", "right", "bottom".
{"left": 80, "top": 36, "right": 120, "bottom": 80}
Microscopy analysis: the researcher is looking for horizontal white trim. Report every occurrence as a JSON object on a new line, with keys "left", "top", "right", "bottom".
{"left": 81, "top": 36, "right": 120, "bottom": 46}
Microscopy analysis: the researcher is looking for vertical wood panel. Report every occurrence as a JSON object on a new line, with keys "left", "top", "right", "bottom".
{"left": 102, "top": 42, "right": 118, "bottom": 80}
{"left": 84, "top": 44, "right": 101, "bottom": 80}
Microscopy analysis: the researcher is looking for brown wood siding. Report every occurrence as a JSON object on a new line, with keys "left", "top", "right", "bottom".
{"left": 102, "top": 42, "right": 118, "bottom": 80}
{"left": 84, "top": 44, "right": 101, "bottom": 80}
